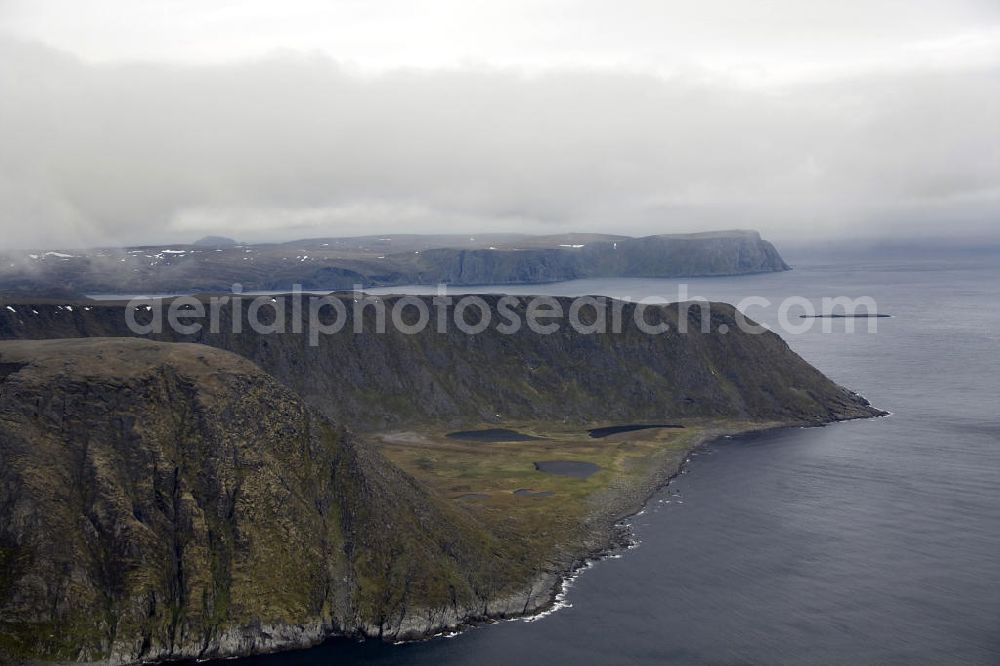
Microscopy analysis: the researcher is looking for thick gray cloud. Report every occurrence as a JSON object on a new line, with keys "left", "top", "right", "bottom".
{"left": 0, "top": 4, "right": 999, "bottom": 248}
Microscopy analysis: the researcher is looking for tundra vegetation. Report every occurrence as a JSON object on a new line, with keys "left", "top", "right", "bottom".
{"left": 0, "top": 291, "right": 881, "bottom": 663}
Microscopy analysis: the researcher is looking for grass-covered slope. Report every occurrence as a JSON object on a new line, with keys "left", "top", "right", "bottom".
{"left": 0, "top": 339, "right": 550, "bottom": 664}
{"left": 0, "top": 293, "right": 881, "bottom": 664}
{"left": 0, "top": 296, "right": 879, "bottom": 430}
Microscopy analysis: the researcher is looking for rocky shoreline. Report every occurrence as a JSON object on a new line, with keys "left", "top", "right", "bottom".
{"left": 19, "top": 411, "right": 886, "bottom": 666}
{"left": 0, "top": 299, "right": 884, "bottom": 665}
{"left": 187, "top": 415, "right": 886, "bottom": 665}
{"left": 395, "top": 413, "right": 888, "bottom": 642}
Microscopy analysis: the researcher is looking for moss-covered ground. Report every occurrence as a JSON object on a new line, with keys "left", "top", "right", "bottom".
{"left": 375, "top": 419, "right": 781, "bottom": 570}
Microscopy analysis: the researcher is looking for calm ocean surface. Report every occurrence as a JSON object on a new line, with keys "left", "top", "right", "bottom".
{"left": 237, "top": 257, "right": 1000, "bottom": 665}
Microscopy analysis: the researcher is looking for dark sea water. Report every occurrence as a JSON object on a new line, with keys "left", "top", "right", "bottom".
{"left": 239, "top": 258, "right": 1000, "bottom": 665}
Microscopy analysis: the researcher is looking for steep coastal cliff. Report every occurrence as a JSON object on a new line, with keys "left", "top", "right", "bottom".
{"left": 0, "top": 230, "right": 789, "bottom": 296}
{"left": 403, "top": 231, "right": 790, "bottom": 285}
{"left": 0, "top": 296, "right": 872, "bottom": 430}
{"left": 0, "top": 296, "right": 880, "bottom": 664}
{"left": 0, "top": 339, "right": 556, "bottom": 663}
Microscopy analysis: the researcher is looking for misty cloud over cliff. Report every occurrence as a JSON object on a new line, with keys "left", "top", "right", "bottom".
{"left": 1, "top": 1, "right": 998, "bottom": 248}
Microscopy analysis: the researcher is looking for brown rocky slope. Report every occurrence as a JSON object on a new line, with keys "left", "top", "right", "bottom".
{"left": 0, "top": 296, "right": 883, "bottom": 663}
{"left": 0, "top": 339, "right": 553, "bottom": 664}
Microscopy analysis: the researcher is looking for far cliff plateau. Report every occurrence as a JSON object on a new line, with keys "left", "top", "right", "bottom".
{"left": 0, "top": 230, "right": 789, "bottom": 297}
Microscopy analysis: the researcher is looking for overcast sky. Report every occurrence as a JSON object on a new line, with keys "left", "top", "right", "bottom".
{"left": 1, "top": 0, "right": 998, "bottom": 249}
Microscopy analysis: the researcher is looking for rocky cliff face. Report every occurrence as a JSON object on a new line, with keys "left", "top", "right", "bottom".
{"left": 0, "top": 294, "right": 881, "bottom": 664}
{"left": 407, "top": 231, "right": 790, "bottom": 285}
{"left": 0, "top": 339, "right": 555, "bottom": 664}
{"left": 0, "top": 230, "right": 790, "bottom": 296}
{"left": 0, "top": 296, "right": 876, "bottom": 431}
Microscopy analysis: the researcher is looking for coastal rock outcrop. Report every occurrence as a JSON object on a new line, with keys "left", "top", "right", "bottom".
{"left": 408, "top": 230, "right": 790, "bottom": 285}
{"left": 0, "top": 294, "right": 881, "bottom": 663}
{"left": 0, "top": 296, "right": 877, "bottom": 430}
{"left": 0, "top": 339, "right": 553, "bottom": 663}
{"left": 0, "top": 230, "right": 790, "bottom": 296}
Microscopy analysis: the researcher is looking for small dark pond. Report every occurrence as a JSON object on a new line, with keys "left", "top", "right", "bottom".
{"left": 513, "top": 489, "right": 554, "bottom": 497}
{"left": 533, "top": 461, "right": 600, "bottom": 478}
{"left": 587, "top": 424, "right": 684, "bottom": 438}
{"left": 446, "top": 428, "right": 545, "bottom": 442}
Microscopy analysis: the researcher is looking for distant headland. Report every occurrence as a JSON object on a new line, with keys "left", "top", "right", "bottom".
{"left": 0, "top": 230, "right": 790, "bottom": 297}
